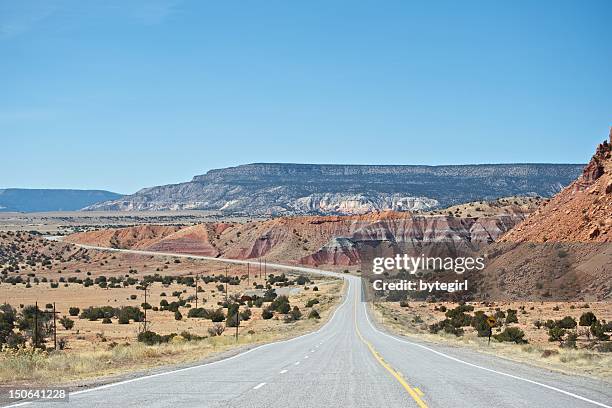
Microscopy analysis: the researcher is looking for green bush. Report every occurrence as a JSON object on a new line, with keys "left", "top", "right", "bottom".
{"left": 240, "top": 308, "right": 252, "bottom": 321}
{"left": 271, "top": 296, "right": 291, "bottom": 314}
{"left": 137, "top": 330, "right": 174, "bottom": 345}
{"left": 174, "top": 311, "right": 182, "bottom": 321}
{"left": 548, "top": 326, "right": 566, "bottom": 342}
{"left": 471, "top": 312, "right": 490, "bottom": 337}
{"left": 590, "top": 322, "right": 610, "bottom": 341}
{"left": 494, "top": 327, "right": 527, "bottom": 344}
{"left": 261, "top": 307, "right": 274, "bottom": 320}
{"left": 68, "top": 307, "right": 80, "bottom": 317}
{"left": 579, "top": 312, "right": 597, "bottom": 327}
{"left": 284, "top": 306, "right": 302, "bottom": 323}
{"left": 557, "top": 316, "right": 577, "bottom": 329}
{"left": 505, "top": 309, "right": 518, "bottom": 324}
{"left": 59, "top": 316, "right": 74, "bottom": 330}
{"left": 305, "top": 299, "right": 320, "bottom": 308}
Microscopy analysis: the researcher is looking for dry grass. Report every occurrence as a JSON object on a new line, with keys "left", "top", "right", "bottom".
{"left": 373, "top": 303, "right": 612, "bottom": 382}
{"left": 0, "top": 280, "right": 345, "bottom": 385}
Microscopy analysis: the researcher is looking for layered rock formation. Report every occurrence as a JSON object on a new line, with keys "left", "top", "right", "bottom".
{"left": 501, "top": 129, "right": 612, "bottom": 243}
{"left": 67, "top": 203, "right": 530, "bottom": 267}
{"left": 83, "top": 163, "right": 583, "bottom": 216}
{"left": 475, "top": 129, "right": 612, "bottom": 300}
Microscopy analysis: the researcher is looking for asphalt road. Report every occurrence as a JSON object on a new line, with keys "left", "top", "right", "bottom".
{"left": 5, "top": 245, "right": 611, "bottom": 408}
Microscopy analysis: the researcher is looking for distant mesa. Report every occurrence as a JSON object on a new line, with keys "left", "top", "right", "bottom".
{"left": 83, "top": 163, "right": 584, "bottom": 216}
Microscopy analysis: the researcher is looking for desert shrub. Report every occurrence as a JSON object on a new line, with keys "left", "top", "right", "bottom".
{"left": 471, "top": 312, "right": 491, "bottom": 337}
{"left": 590, "top": 322, "right": 610, "bottom": 341}
{"left": 138, "top": 331, "right": 161, "bottom": 345}
{"left": 209, "top": 308, "right": 225, "bottom": 322}
{"left": 494, "top": 327, "right": 527, "bottom": 344}
{"left": 117, "top": 306, "right": 144, "bottom": 323}
{"left": 59, "top": 316, "right": 74, "bottom": 330}
{"left": 548, "top": 326, "right": 566, "bottom": 342}
{"left": 174, "top": 311, "right": 182, "bottom": 321}
{"left": 271, "top": 296, "right": 290, "bottom": 314}
{"left": 579, "top": 312, "right": 597, "bottom": 327}
{"left": 296, "top": 275, "right": 310, "bottom": 285}
{"left": 254, "top": 298, "right": 265, "bottom": 308}
{"left": 102, "top": 317, "right": 112, "bottom": 324}
{"left": 179, "top": 331, "right": 203, "bottom": 341}
{"left": 141, "top": 302, "right": 152, "bottom": 310}
{"left": 312, "top": 286, "right": 318, "bottom": 292}
{"left": 207, "top": 323, "right": 225, "bottom": 337}
{"left": 130, "top": 294, "right": 137, "bottom": 300}
{"left": 284, "top": 306, "right": 302, "bottom": 323}
{"left": 596, "top": 342, "right": 612, "bottom": 353}
{"left": 261, "top": 307, "right": 274, "bottom": 320}
{"left": 187, "top": 307, "right": 207, "bottom": 318}
{"left": 68, "top": 307, "right": 80, "bottom": 317}
{"left": 79, "top": 306, "right": 116, "bottom": 321}
{"left": 505, "top": 309, "right": 518, "bottom": 324}
{"left": 429, "top": 319, "right": 464, "bottom": 336}
{"left": 160, "top": 299, "right": 169, "bottom": 308}
{"left": 305, "top": 299, "right": 320, "bottom": 308}
{"left": 557, "top": 316, "right": 577, "bottom": 329}
{"left": 262, "top": 288, "right": 277, "bottom": 302}
{"left": 444, "top": 305, "right": 472, "bottom": 327}
{"left": 308, "top": 310, "right": 320, "bottom": 319}
{"left": 533, "top": 320, "right": 543, "bottom": 329}
{"left": 45, "top": 303, "right": 53, "bottom": 309}
{"left": 399, "top": 300, "right": 410, "bottom": 307}
{"left": 240, "top": 308, "right": 252, "bottom": 321}
{"left": 561, "top": 332, "right": 578, "bottom": 349}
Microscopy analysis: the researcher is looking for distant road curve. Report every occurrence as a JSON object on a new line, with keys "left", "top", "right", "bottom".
{"left": 5, "top": 241, "right": 611, "bottom": 408}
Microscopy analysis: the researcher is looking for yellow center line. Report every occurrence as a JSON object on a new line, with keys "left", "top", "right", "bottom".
{"left": 354, "top": 296, "right": 429, "bottom": 408}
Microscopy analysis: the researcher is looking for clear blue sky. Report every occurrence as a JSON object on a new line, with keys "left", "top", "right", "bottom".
{"left": 1, "top": 0, "right": 611, "bottom": 194}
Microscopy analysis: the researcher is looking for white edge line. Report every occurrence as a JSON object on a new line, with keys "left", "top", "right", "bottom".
{"left": 361, "top": 301, "right": 612, "bottom": 408}
{"left": 2, "top": 244, "right": 353, "bottom": 408}
{"left": 280, "top": 369, "right": 288, "bottom": 374}
{"left": 253, "top": 382, "right": 266, "bottom": 390}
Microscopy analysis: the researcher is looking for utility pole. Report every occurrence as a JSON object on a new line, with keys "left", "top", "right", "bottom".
{"left": 264, "top": 259, "right": 267, "bottom": 279}
{"left": 225, "top": 266, "right": 228, "bottom": 302}
{"left": 143, "top": 283, "right": 149, "bottom": 332}
{"left": 195, "top": 274, "right": 199, "bottom": 309}
{"left": 53, "top": 302, "right": 57, "bottom": 350}
{"left": 34, "top": 301, "right": 38, "bottom": 349}
{"left": 235, "top": 304, "right": 240, "bottom": 341}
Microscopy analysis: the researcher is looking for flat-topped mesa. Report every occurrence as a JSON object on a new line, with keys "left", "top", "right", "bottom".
{"left": 577, "top": 127, "right": 612, "bottom": 190}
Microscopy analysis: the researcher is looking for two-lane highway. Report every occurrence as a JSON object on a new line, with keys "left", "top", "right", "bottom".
{"left": 6, "top": 245, "right": 611, "bottom": 408}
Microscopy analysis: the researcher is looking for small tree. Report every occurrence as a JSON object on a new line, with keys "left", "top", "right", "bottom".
{"left": 59, "top": 316, "right": 74, "bottom": 330}
{"left": 174, "top": 310, "right": 182, "bottom": 321}
{"left": 261, "top": 307, "right": 274, "bottom": 320}
{"left": 579, "top": 312, "right": 597, "bottom": 327}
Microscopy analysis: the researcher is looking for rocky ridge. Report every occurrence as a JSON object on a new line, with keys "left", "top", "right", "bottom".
{"left": 84, "top": 163, "right": 583, "bottom": 216}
